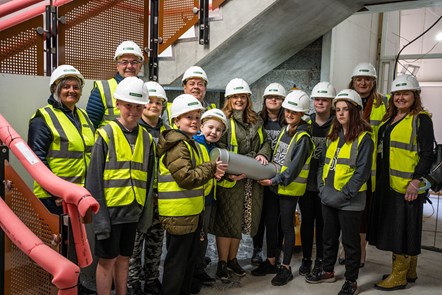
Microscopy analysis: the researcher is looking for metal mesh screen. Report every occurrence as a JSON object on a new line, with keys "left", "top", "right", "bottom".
{"left": 4, "top": 164, "right": 59, "bottom": 295}
{"left": 0, "top": 16, "right": 44, "bottom": 76}
{"left": 58, "top": 0, "right": 147, "bottom": 81}
{"left": 159, "top": 0, "right": 198, "bottom": 53}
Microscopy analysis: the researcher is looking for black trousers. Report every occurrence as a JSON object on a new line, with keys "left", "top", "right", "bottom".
{"left": 322, "top": 204, "right": 362, "bottom": 281}
{"left": 162, "top": 226, "right": 201, "bottom": 295}
{"left": 299, "top": 190, "right": 324, "bottom": 260}
{"left": 260, "top": 188, "right": 283, "bottom": 258}
{"left": 279, "top": 195, "right": 300, "bottom": 266}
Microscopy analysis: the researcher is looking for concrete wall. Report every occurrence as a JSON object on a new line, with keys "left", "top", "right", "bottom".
{"left": 328, "top": 13, "right": 381, "bottom": 92}
{"left": 250, "top": 38, "right": 322, "bottom": 113}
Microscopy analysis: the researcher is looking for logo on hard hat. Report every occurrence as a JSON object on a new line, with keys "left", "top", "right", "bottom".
{"left": 193, "top": 71, "right": 203, "bottom": 75}
{"left": 338, "top": 93, "right": 349, "bottom": 97}
{"left": 269, "top": 89, "right": 277, "bottom": 92}
{"left": 150, "top": 89, "right": 158, "bottom": 93}
{"left": 396, "top": 82, "right": 408, "bottom": 87}
{"left": 129, "top": 92, "right": 143, "bottom": 97}
{"left": 214, "top": 111, "right": 224, "bottom": 117}
{"left": 233, "top": 86, "right": 244, "bottom": 90}
{"left": 288, "top": 101, "right": 298, "bottom": 106}
{"left": 64, "top": 69, "right": 77, "bottom": 73}
{"left": 359, "top": 69, "right": 369, "bottom": 73}
{"left": 123, "top": 47, "right": 135, "bottom": 51}
{"left": 188, "top": 102, "right": 199, "bottom": 106}
{"left": 318, "top": 90, "right": 327, "bottom": 93}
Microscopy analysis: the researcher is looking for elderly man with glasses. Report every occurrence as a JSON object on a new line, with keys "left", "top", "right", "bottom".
{"left": 86, "top": 40, "right": 144, "bottom": 128}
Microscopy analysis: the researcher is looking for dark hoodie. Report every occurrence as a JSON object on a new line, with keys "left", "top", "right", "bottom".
{"left": 306, "top": 113, "right": 335, "bottom": 192}
{"left": 270, "top": 122, "right": 313, "bottom": 188}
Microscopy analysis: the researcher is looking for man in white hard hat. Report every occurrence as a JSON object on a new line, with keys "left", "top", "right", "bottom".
{"left": 163, "top": 65, "right": 216, "bottom": 127}
{"left": 86, "top": 77, "right": 155, "bottom": 295}
{"left": 86, "top": 40, "right": 144, "bottom": 128}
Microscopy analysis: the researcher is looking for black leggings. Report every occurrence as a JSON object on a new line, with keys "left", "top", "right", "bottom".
{"left": 279, "top": 195, "right": 299, "bottom": 266}
{"left": 298, "top": 190, "right": 324, "bottom": 260}
{"left": 260, "top": 188, "right": 283, "bottom": 258}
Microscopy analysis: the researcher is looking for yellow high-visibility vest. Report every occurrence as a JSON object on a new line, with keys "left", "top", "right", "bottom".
{"left": 96, "top": 78, "right": 119, "bottom": 127}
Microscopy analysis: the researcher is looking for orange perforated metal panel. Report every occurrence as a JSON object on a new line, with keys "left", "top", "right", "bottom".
{"left": 159, "top": 0, "right": 198, "bottom": 53}
{"left": 0, "top": 16, "right": 44, "bottom": 76}
{"left": 58, "top": 0, "right": 147, "bottom": 81}
{"left": 4, "top": 163, "right": 59, "bottom": 295}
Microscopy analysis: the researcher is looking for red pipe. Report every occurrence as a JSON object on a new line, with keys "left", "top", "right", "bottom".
{"left": 0, "top": 0, "right": 72, "bottom": 32}
{"left": 0, "top": 113, "right": 99, "bottom": 267}
{"left": 0, "top": 0, "right": 42, "bottom": 18}
{"left": 0, "top": 197, "right": 79, "bottom": 295}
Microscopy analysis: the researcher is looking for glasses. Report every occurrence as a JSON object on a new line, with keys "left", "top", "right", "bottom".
{"left": 117, "top": 60, "right": 142, "bottom": 66}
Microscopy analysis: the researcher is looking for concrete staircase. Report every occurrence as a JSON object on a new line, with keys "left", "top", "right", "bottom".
{"left": 159, "top": 0, "right": 404, "bottom": 89}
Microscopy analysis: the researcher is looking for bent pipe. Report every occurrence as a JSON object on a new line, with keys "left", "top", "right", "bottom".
{"left": 0, "top": 197, "right": 79, "bottom": 295}
{"left": 0, "top": 114, "right": 99, "bottom": 267}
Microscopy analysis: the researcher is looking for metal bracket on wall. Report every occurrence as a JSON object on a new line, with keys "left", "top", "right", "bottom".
{"left": 198, "top": 0, "right": 209, "bottom": 45}
{"left": 45, "top": 4, "right": 59, "bottom": 76}
{"left": 149, "top": 0, "right": 160, "bottom": 81}
{"left": 0, "top": 145, "right": 9, "bottom": 294}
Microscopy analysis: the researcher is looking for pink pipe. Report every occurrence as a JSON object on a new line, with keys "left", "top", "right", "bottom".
{"left": 0, "top": 0, "right": 42, "bottom": 18}
{"left": 0, "top": 197, "right": 79, "bottom": 295}
{"left": 0, "top": 0, "right": 72, "bottom": 32}
{"left": 0, "top": 113, "right": 99, "bottom": 267}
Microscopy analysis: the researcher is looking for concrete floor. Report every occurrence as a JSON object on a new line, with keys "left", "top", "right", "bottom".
{"left": 192, "top": 193, "right": 442, "bottom": 295}
{"left": 196, "top": 243, "right": 441, "bottom": 295}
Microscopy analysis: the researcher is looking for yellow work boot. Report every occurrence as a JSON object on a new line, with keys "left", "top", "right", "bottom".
{"left": 375, "top": 254, "right": 410, "bottom": 291}
{"left": 406, "top": 255, "right": 418, "bottom": 283}
{"left": 382, "top": 255, "right": 418, "bottom": 283}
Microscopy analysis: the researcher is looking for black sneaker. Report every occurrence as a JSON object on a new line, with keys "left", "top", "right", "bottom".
{"left": 298, "top": 258, "right": 312, "bottom": 276}
{"left": 271, "top": 265, "right": 294, "bottom": 286}
{"left": 216, "top": 261, "right": 230, "bottom": 283}
{"left": 305, "top": 270, "right": 336, "bottom": 284}
{"left": 194, "top": 270, "right": 216, "bottom": 286}
{"left": 312, "top": 258, "right": 323, "bottom": 275}
{"left": 144, "top": 278, "right": 161, "bottom": 295}
{"left": 251, "top": 247, "right": 263, "bottom": 265}
{"left": 338, "top": 280, "right": 358, "bottom": 295}
{"left": 251, "top": 259, "right": 278, "bottom": 276}
{"left": 227, "top": 258, "right": 246, "bottom": 277}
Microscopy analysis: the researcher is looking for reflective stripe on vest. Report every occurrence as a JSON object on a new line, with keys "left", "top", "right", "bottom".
{"left": 158, "top": 141, "right": 204, "bottom": 216}
{"left": 369, "top": 94, "right": 389, "bottom": 143}
{"left": 32, "top": 106, "right": 95, "bottom": 198}
{"left": 322, "top": 131, "right": 370, "bottom": 192}
{"left": 96, "top": 78, "right": 119, "bottom": 127}
{"left": 274, "top": 129, "right": 313, "bottom": 196}
{"left": 98, "top": 121, "right": 152, "bottom": 207}
{"left": 388, "top": 112, "right": 424, "bottom": 193}
{"left": 195, "top": 142, "right": 215, "bottom": 197}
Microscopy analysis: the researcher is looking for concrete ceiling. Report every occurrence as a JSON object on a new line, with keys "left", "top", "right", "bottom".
{"left": 165, "top": 0, "right": 435, "bottom": 89}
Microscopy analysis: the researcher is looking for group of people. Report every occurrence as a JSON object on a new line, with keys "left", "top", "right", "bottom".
{"left": 27, "top": 38, "right": 435, "bottom": 295}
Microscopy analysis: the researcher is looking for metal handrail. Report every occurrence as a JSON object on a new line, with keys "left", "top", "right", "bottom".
{"left": 0, "top": 114, "right": 99, "bottom": 268}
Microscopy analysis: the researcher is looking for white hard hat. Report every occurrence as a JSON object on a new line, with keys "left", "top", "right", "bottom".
{"left": 263, "top": 82, "right": 286, "bottom": 98}
{"left": 352, "top": 62, "right": 377, "bottom": 79}
{"left": 145, "top": 81, "right": 167, "bottom": 102}
{"left": 201, "top": 108, "right": 228, "bottom": 129}
{"left": 282, "top": 90, "right": 310, "bottom": 113}
{"left": 391, "top": 74, "right": 421, "bottom": 93}
{"left": 114, "top": 40, "right": 144, "bottom": 61}
{"left": 49, "top": 64, "right": 84, "bottom": 91}
{"left": 114, "top": 77, "right": 149, "bottom": 105}
{"left": 182, "top": 66, "right": 208, "bottom": 85}
{"left": 171, "top": 94, "right": 204, "bottom": 119}
{"left": 311, "top": 82, "right": 336, "bottom": 99}
{"left": 225, "top": 78, "right": 252, "bottom": 98}
{"left": 334, "top": 89, "right": 363, "bottom": 109}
